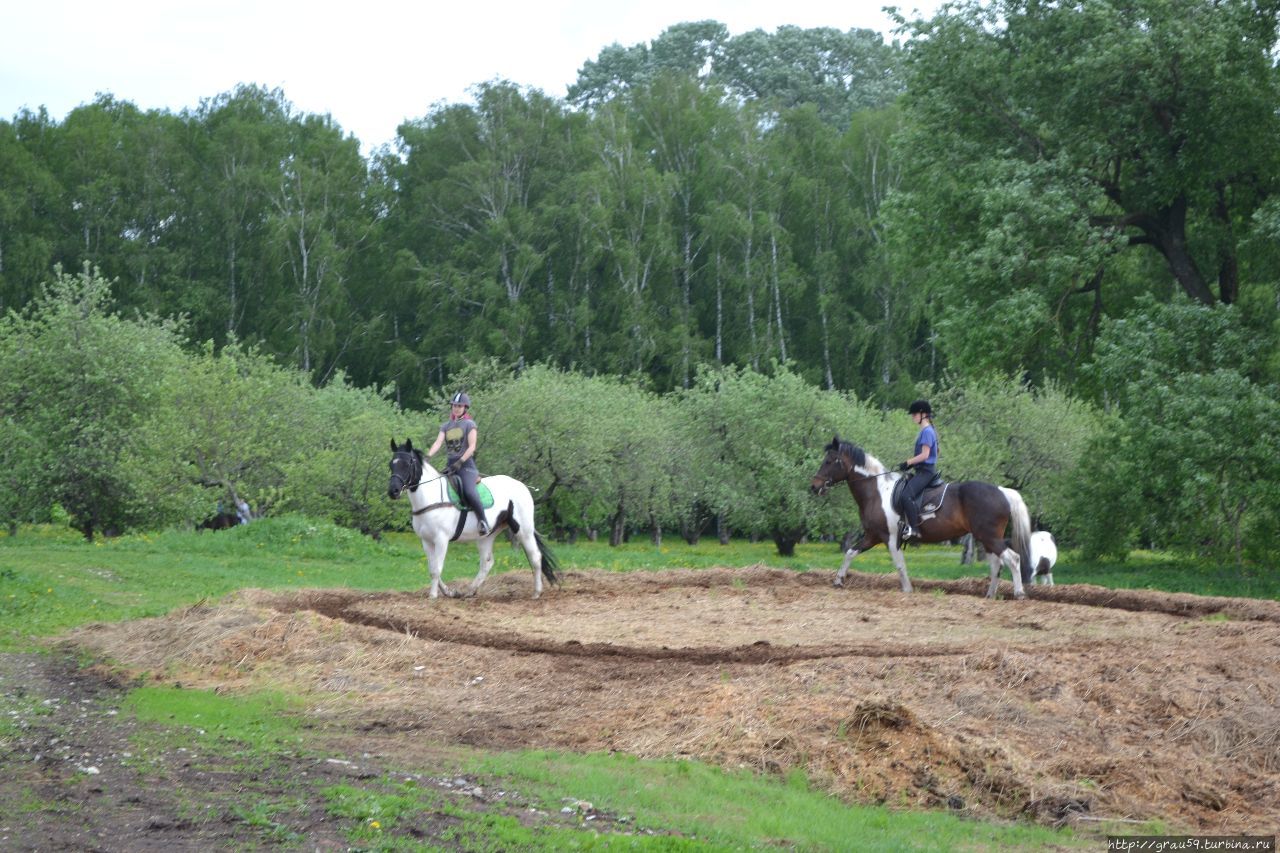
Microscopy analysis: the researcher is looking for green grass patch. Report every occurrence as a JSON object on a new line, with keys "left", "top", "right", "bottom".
{"left": 465, "top": 750, "right": 1079, "bottom": 851}
{"left": 122, "top": 685, "right": 306, "bottom": 753}
{"left": 3, "top": 519, "right": 1276, "bottom": 653}
{"left": 324, "top": 777, "right": 712, "bottom": 851}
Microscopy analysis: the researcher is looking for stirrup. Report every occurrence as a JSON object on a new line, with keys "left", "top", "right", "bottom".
{"left": 477, "top": 518, "right": 489, "bottom": 536}
{"left": 901, "top": 524, "right": 918, "bottom": 541}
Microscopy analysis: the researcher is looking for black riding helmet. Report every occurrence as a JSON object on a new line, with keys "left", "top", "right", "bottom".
{"left": 908, "top": 399, "right": 932, "bottom": 416}
{"left": 450, "top": 391, "right": 471, "bottom": 407}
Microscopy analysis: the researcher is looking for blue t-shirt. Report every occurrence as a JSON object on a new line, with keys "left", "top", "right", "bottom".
{"left": 914, "top": 424, "right": 938, "bottom": 467}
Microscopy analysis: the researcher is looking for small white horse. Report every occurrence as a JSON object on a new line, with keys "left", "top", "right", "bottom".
{"left": 1029, "top": 530, "right": 1057, "bottom": 586}
{"left": 388, "top": 439, "right": 559, "bottom": 599}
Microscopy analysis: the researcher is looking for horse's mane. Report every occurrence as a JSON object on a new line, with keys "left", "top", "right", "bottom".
{"left": 829, "top": 438, "right": 884, "bottom": 474}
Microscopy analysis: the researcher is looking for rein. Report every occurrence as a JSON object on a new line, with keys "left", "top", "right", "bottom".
{"left": 409, "top": 474, "right": 453, "bottom": 516}
{"left": 849, "top": 470, "right": 896, "bottom": 484}
{"left": 822, "top": 450, "right": 897, "bottom": 489}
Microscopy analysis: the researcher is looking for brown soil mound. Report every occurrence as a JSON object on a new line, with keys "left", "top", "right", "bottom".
{"left": 65, "top": 566, "right": 1280, "bottom": 832}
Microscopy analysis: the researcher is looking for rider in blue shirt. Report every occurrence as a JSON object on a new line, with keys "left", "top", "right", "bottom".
{"left": 898, "top": 399, "right": 938, "bottom": 540}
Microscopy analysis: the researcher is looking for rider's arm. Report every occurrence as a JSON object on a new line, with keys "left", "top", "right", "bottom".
{"left": 426, "top": 429, "right": 445, "bottom": 457}
{"left": 906, "top": 448, "right": 929, "bottom": 467}
{"left": 459, "top": 427, "right": 477, "bottom": 463}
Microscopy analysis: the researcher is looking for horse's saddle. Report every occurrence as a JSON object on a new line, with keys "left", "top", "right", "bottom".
{"left": 891, "top": 471, "right": 948, "bottom": 518}
{"left": 446, "top": 478, "right": 495, "bottom": 511}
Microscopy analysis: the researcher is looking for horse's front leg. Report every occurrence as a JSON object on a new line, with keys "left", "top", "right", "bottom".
{"left": 888, "top": 538, "right": 914, "bottom": 593}
{"left": 421, "top": 536, "right": 454, "bottom": 599}
{"left": 463, "top": 537, "right": 496, "bottom": 598}
{"left": 834, "top": 536, "right": 878, "bottom": 588}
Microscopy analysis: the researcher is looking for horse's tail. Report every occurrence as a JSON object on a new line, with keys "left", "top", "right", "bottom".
{"left": 1000, "top": 487, "right": 1033, "bottom": 585}
{"left": 534, "top": 530, "right": 559, "bottom": 585}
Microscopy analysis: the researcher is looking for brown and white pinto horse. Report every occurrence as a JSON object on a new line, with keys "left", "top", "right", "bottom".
{"left": 810, "top": 436, "right": 1033, "bottom": 599}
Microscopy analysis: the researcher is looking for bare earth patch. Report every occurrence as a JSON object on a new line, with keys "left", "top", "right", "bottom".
{"left": 67, "top": 566, "right": 1280, "bottom": 834}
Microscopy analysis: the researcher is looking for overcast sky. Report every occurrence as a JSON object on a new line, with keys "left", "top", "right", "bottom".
{"left": 2, "top": 1, "right": 938, "bottom": 153}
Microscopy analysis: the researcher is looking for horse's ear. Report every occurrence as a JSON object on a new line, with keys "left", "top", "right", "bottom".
{"left": 391, "top": 438, "right": 398, "bottom": 452}
{"left": 829, "top": 434, "right": 841, "bottom": 449}
{"left": 405, "top": 437, "right": 414, "bottom": 451}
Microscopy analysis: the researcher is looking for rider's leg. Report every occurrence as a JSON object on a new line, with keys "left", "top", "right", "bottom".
{"left": 459, "top": 466, "right": 488, "bottom": 535}
{"left": 901, "top": 473, "right": 927, "bottom": 538}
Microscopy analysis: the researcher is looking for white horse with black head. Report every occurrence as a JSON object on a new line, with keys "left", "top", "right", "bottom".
{"left": 388, "top": 439, "right": 559, "bottom": 599}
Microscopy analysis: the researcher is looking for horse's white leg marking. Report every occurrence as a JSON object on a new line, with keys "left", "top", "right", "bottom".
{"left": 834, "top": 547, "right": 861, "bottom": 587}
{"left": 467, "top": 537, "right": 496, "bottom": 597}
{"left": 889, "top": 540, "right": 913, "bottom": 593}
{"left": 516, "top": 528, "right": 544, "bottom": 599}
{"left": 1005, "top": 548, "right": 1026, "bottom": 599}
{"left": 985, "top": 551, "right": 1003, "bottom": 599}
{"left": 1041, "top": 572, "right": 1054, "bottom": 586}
{"left": 422, "top": 535, "right": 451, "bottom": 599}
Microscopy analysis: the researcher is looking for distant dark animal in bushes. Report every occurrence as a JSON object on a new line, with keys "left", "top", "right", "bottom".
{"left": 199, "top": 513, "right": 240, "bottom": 531}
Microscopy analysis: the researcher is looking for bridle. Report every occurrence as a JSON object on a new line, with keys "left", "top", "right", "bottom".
{"left": 389, "top": 450, "right": 425, "bottom": 494}
{"left": 390, "top": 450, "right": 453, "bottom": 515}
{"left": 816, "top": 449, "right": 894, "bottom": 492}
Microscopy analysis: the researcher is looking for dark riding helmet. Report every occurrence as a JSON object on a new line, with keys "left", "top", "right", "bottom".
{"left": 450, "top": 391, "right": 471, "bottom": 407}
{"left": 908, "top": 399, "right": 932, "bottom": 416}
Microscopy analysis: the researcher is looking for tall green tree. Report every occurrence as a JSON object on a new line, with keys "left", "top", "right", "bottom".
{"left": 264, "top": 113, "right": 372, "bottom": 378}
{"left": 0, "top": 265, "right": 187, "bottom": 538}
{"left": 1074, "top": 299, "right": 1280, "bottom": 561}
{"left": 890, "top": 0, "right": 1280, "bottom": 380}
{"left": 181, "top": 85, "right": 292, "bottom": 346}
{"left": 0, "top": 113, "right": 61, "bottom": 313}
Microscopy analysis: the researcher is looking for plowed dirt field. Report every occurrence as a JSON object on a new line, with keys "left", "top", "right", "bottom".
{"left": 68, "top": 566, "right": 1280, "bottom": 834}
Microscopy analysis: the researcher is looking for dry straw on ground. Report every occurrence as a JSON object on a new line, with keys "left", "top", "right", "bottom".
{"left": 66, "top": 566, "right": 1280, "bottom": 832}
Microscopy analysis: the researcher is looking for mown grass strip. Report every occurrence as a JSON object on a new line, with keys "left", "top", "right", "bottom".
{"left": 4, "top": 517, "right": 1276, "bottom": 653}
{"left": 465, "top": 750, "right": 1081, "bottom": 852}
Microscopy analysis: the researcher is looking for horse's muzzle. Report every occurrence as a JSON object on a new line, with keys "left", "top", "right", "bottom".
{"left": 810, "top": 478, "right": 831, "bottom": 497}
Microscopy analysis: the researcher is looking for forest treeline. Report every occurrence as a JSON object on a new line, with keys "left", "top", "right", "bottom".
{"left": 2, "top": 1, "right": 1279, "bottom": 561}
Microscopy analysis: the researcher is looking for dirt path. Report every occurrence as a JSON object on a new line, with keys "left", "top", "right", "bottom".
{"left": 59, "top": 567, "right": 1280, "bottom": 836}
{"left": 0, "top": 651, "right": 645, "bottom": 850}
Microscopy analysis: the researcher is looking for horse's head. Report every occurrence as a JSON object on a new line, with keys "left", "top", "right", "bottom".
{"left": 810, "top": 435, "right": 864, "bottom": 496}
{"left": 388, "top": 438, "right": 424, "bottom": 499}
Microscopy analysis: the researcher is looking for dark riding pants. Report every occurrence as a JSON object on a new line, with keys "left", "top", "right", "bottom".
{"left": 451, "top": 459, "right": 485, "bottom": 518}
{"left": 902, "top": 464, "right": 935, "bottom": 527}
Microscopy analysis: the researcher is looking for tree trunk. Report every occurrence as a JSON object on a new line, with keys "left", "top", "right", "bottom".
{"left": 609, "top": 502, "right": 626, "bottom": 547}
{"left": 1137, "top": 196, "right": 1217, "bottom": 306}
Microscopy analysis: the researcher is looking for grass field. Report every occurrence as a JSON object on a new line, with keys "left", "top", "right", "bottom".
{"left": 1, "top": 515, "right": 1270, "bottom": 849}
{"left": 4, "top": 516, "right": 1275, "bottom": 653}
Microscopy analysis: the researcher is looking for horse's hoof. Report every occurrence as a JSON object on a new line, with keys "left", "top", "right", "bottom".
{"left": 1015, "top": 592, "right": 1026, "bottom": 600}
{"left": 832, "top": 578, "right": 844, "bottom": 589}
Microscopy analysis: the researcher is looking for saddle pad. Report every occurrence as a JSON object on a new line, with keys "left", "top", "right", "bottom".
{"left": 892, "top": 475, "right": 948, "bottom": 514}
{"left": 447, "top": 480, "right": 494, "bottom": 510}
